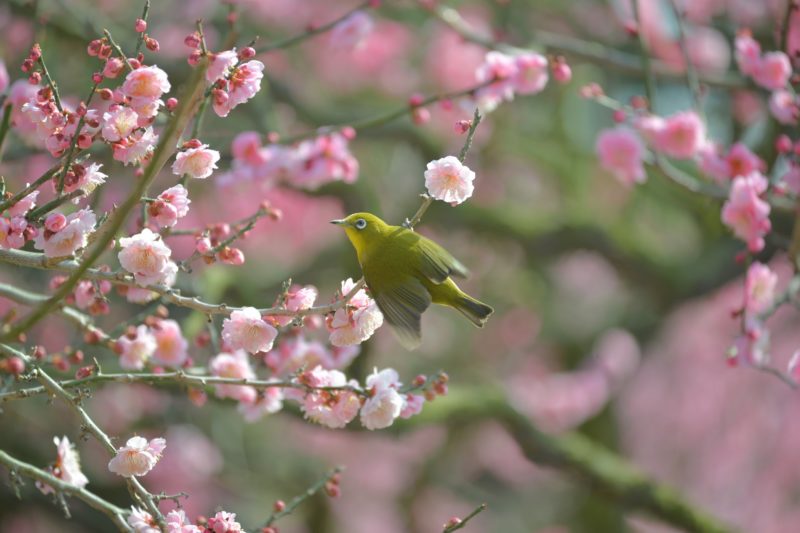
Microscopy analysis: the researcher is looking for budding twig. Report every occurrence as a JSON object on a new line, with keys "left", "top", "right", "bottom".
{"left": 262, "top": 466, "right": 344, "bottom": 527}
{"left": 442, "top": 503, "right": 487, "bottom": 532}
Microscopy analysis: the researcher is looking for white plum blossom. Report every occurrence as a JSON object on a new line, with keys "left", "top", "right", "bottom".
{"left": 424, "top": 156, "right": 476, "bottom": 206}
{"left": 360, "top": 368, "right": 405, "bottom": 430}
{"left": 107, "top": 436, "right": 166, "bottom": 477}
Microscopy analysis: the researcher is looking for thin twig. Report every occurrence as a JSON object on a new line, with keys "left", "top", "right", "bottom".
{"left": 36, "top": 53, "right": 63, "bottom": 113}
{"left": 442, "top": 503, "right": 487, "bottom": 532}
{"left": 263, "top": 467, "right": 343, "bottom": 527}
{"left": 56, "top": 82, "right": 100, "bottom": 195}
{"left": 103, "top": 29, "right": 134, "bottom": 72}
{"left": 668, "top": 0, "right": 703, "bottom": 116}
{"left": 0, "top": 102, "right": 13, "bottom": 165}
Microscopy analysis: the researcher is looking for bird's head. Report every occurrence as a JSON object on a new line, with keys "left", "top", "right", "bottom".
{"left": 331, "top": 212, "right": 390, "bottom": 256}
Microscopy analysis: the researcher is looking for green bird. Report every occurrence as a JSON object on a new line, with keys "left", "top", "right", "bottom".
{"left": 331, "top": 212, "right": 493, "bottom": 349}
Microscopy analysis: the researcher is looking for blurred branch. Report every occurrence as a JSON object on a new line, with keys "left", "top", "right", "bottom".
{"left": 0, "top": 102, "right": 12, "bottom": 164}
{"left": 429, "top": 4, "right": 745, "bottom": 90}
{"left": 398, "top": 387, "right": 736, "bottom": 533}
{"left": 257, "top": 1, "right": 371, "bottom": 53}
{"left": 262, "top": 466, "right": 343, "bottom": 528}
{"left": 0, "top": 448, "right": 131, "bottom": 531}
{"left": 0, "top": 58, "right": 211, "bottom": 342}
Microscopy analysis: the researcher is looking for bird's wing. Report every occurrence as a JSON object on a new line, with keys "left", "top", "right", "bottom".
{"left": 371, "top": 278, "right": 432, "bottom": 350}
{"left": 415, "top": 236, "right": 470, "bottom": 284}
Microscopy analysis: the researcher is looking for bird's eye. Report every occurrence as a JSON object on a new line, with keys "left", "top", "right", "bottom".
{"left": 355, "top": 218, "right": 367, "bottom": 230}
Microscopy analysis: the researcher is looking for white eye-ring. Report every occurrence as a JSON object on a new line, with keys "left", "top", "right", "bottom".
{"left": 355, "top": 218, "right": 367, "bottom": 230}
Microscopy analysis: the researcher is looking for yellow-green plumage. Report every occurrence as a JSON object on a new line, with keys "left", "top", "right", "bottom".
{"left": 332, "top": 212, "right": 493, "bottom": 349}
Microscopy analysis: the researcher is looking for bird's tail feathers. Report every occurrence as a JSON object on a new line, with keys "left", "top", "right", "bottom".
{"left": 454, "top": 293, "right": 493, "bottom": 327}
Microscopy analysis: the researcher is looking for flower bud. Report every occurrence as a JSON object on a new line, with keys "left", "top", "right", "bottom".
{"left": 135, "top": 19, "right": 147, "bottom": 33}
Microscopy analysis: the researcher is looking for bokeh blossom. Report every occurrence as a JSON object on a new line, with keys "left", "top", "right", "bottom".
{"left": 595, "top": 126, "right": 646, "bottom": 186}
{"left": 721, "top": 172, "right": 771, "bottom": 252}
{"left": 116, "top": 324, "right": 157, "bottom": 370}
{"left": 209, "top": 350, "right": 257, "bottom": 403}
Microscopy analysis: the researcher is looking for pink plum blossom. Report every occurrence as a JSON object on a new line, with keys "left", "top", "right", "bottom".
{"left": 300, "top": 366, "right": 361, "bottom": 428}
{"left": 595, "top": 126, "right": 646, "bottom": 186}
{"left": 0, "top": 216, "right": 30, "bottom": 249}
{"left": 152, "top": 319, "right": 189, "bottom": 367}
{"left": 209, "top": 350, "right": 257, "bottom": 403}
{"left": 752, "top": 52, "right": 792, "bottom": 91}
{"left": 651, "top": 111, "right": 706, "bottom": 159}
{"left": 360, "top": 368, "right": 404, "bottom": 430}
{"left": 721, "top": 172, "right": 771, "bottom": 252}
{"left": 172, "top": 144, "right": 220, "bottom": 179}
{"left": 744, "top": 262, "right": 777, "bottom": 317}
{"left": 206, "top": 511, "right": 243, "bottom": 533}
{"left": 725, "top": 143, "right": 763, "bottom": 178}
{"left": 734, "top": 32, "right": 761, "bottom": 76}
{"left": 6, "top": 190, "right": 38, "bottom": 217}
{"left": 128, "top": 507, "right": 159, "bottom": 533}
{"left": 118, "top": 229, "right": 175, "bottom": 286}
{"left": 120, "top": 65, "right": 171, "bottom": 107}
{"left": 272, "top": 284, "right": 318, "bottom": 326}
{"left": 33, "top": 208, "right": 96, "bottom": 257}
{"left": 330, "top": 11, "right": 374, "bottom": 51}
{"left": 264, "top": 335, "right": 333, "bottom": 375}
{"left": 37, "top": 436, "right": 88, "bottom": 495}
{"left": 424, "top": 155, "right": 476, "bottom": 205}
{"left": 117, "top": 325, "right": 157, "bottom": 370}
{"left": 511, "top": 53, "right": 549, "bottom": 95}
{"left": 102, "top": 106, "right": 139, "bottom": 142}
{"left": 165, "top": 509, "right": 201, "bottom": 533}
{"left": 107, "top": 436, "right": 166, "bottom": 477}
{"left": 150, "top": 184, "right": 191, "bottom": 228}
{"left": 207, "top": 49, "right": 238, "bottom": 83}
{"left": 768, "top": 90, "right": 798, "bottom": 125}
{"left": 212, "top": 60, "right": 265, "bottom": 117}
{"left": 222, "top": 307, "right": 278, "bottom": 354}
{"left": 327, "top": 278, "right": 384, "bottom": 347}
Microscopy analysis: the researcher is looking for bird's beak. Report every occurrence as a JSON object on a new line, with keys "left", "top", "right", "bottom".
{"left": 330, "top": 219, "right": 347, "bottom": 226}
